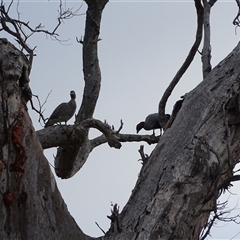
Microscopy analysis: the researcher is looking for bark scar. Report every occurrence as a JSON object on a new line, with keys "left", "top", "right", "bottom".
{"left": 10, "top": 123, "right": 26, "bottom": 179}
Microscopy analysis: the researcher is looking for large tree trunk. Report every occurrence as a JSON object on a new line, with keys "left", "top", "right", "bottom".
{"left": 0, "top": 39, "right": 91, "bottom": 240}
{"left": 103, "top": 43, "right": 240, "bottom": 239}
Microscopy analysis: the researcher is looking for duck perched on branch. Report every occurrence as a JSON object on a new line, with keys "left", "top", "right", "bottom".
{"left": 136, "top": 113, "right": 170, "bottom": 135}
{"left": 45, "top": 90, "right": 77, "bottom": 128}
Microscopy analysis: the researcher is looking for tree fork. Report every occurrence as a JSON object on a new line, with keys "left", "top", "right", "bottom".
{"left": 53, "top": 0, "right": 109, "bottom": 179}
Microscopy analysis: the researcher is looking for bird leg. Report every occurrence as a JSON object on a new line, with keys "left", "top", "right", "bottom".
{"left": 152, "top": 129, "right": 156, "bottom": 136}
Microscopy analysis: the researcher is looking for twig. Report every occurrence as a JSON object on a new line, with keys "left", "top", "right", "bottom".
{"left": 138, "top": 145, "right": 149, "bottom": 165}
{"left": 0, "top": 1, "right": 83, "bottom": 70}
{"left": 115, "top": 119, "right": 123, "bottom": 134}
{"left": 30, "top": 91, "right": 52, "bottom": 126}
{"left": 95, "top": 222, "right": 106, "bottom": 235}
{"left": 233, "top": 0, "right": 240, "bottom": 27}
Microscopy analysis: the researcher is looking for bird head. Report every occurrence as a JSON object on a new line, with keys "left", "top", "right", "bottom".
{"left": 136, "top": 122, "right": 144, "bottom": 133}
{"left": 70, "top": 90, "right": 76, "bottom": 99}
{"left": 165, "top": 114, "right": 170, "bottom": 120}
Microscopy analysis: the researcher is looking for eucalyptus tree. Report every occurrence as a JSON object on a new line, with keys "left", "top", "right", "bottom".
{"left": 0, "top": 0, "right": 240, "bottom": 239}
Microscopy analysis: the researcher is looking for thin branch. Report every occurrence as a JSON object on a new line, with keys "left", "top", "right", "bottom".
{"left": 201, "top": 199, "right": 240, "bottom": 240}
{"left": 30, "top": 91, "right": 52, "bottom": 126}
{"left": 158, "top": 0, "right": 204, "bottom": 126}
{"left": 138, "top": 145, "right": 149, "bottom": 165}
{"left": 90, "top": 133, "right": 159, "bottom": 150}
{"left": 0, "top": 1, "right": 83, "bottom": 70}
{"left": 95, "top": 222, "right": 106, "bottom": 235}
{"left": 201, "top": 0, "right": 212, "bottom": 78}
{"left": 115, "top": 119, "right": 123, "bottom": 134}
{"left": 233, "top": 0, "right": 240, "bottom": 27}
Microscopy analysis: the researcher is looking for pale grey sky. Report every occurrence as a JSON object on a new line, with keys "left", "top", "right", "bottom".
{"left": 1, "top": 0, "right": 240, "bottom": 239}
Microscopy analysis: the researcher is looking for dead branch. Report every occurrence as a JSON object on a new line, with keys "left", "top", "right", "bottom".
{"left": 0, "top": 0, "right": 82, "bottom": 70}
{"left": 107, "top": 203, "right": 122, "bottom": 233}
{"left": 233, "top": 0, "right": 240, "bottom": 27}
{"left": 95, "top": 222, "right": 106, "bottom": 235}
{"left": 30, "top": 91, "right": 52, "bottom": 126}
{"left": 200, "top": 200, "right": 240, "bottom": 240}
{"left": 158, "top": 0, "right": 204, "bottom": 126}
{"left": 81, "top": 118, "right": 121, "bottom": 149}
{"left": 138, "top": 145, "right": 149, "bottom": 165}
{"left": 90, "top": 133, "right": 159, "bottom": 150}
{"left": 115, "top": 119, "right": 124, "bottom": 134}
{"left": 202, "top": 0, "right": 212, "bottom": 78}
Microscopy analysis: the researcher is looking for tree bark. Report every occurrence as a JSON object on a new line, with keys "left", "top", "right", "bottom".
{"left": 103, "top": 42, "right": 240, "bottom": 239}
{"left": 53, "top": 0, "right": 109, "bottom": 179}
{"left": 2, "top": 1, "right": 240, "bottom": 239}
{"left": 0, "top": 39, "right": 92, "bottom": 240}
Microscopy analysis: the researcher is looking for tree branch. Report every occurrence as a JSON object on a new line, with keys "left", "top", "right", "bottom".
{"left": 52, "top": 1, "right": 109, "bottom": 178}
{"left": 233, "top": 0, "right": 240, "bottom": 27}
{"left": 0, "top": 1, "right": 82, "bottom": 71}
{"left": 158, "top": 0, "right": 204, "bottom": 126}
{"left": 201, "top": 0, "right": 217, "bottom": 78}
{"left": 37, "top": 119, "right": 160, "bottom": 150}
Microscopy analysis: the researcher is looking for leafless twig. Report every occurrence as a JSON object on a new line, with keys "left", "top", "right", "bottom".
{"left": 30, "top": 91, "right": 52, "bottom": 126}
{"left": 200, "top": 200, "right": 240, "bottom": 240}
{"left": 95, "top": 222, "right": 106, "bottom": 235}
{"left": 233, "top": 0, "right": 240, "bottom": 27}
{"left": 0, "top": 0, "right": 83, "bottom": 70}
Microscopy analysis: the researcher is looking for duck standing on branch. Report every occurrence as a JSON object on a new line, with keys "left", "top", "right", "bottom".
{"left": 45, "top": 90, "right": 77, "bottom": 128}
{"left": 136, "top": 113, "right": 170, "bottom": 135}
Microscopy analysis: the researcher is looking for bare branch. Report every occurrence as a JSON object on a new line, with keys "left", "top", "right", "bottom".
{"left": 158, "top": 0, "right": 203, "bottom": 126}
{"left": 201, "top": 199, "right": 240, "bottom": 240}
{"left": 82, "top": 118, "right": 122, "bottom": 149}
{"left": 90, "top": 133, "right": 159, "bottom": 150}
{"left": 115, "top": 119, "right": 123, "bottom": 134}
{"left": 138, "top": 145, "right": 149, "bottom": 165}
{"left": 30, "top": 91, "right": 52, "bottom": 126}
{"left": 233, "top": 0, "right": 240, "bottom": 27}
{"left": 95, "top": 222, "right": 106, "bottom": 235}
{"left": 201, "top": 0, "right": 218, "bottom": 78}
{"left": 107, "top": 203, "right": 122, "bottom": 233}
{"left": 0, "top": 1, "right": 83, "bottom": 70}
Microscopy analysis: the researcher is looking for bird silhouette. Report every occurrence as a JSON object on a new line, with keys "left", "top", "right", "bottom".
{"left": 136, "top": 113, "right": 170, "bottom": 135}
{"left": 45, "top": 90, "right": 77, "bottom": 128}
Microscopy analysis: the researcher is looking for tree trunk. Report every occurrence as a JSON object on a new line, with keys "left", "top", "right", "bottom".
{"left": 0, "top": 39, "right": 91, "bottom": 240}
{"left": 104, "top": 43, "right": 240, "bottom": 239}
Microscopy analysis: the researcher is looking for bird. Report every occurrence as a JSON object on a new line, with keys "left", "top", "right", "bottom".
{"left": 167, "top": 96, "right": 185, "bottom": 129}
{"left": 45, "top": 90, "right": 77, "bottom": 128}
{"left": 136, "top": 113, "right": 170, "bottom": 135}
